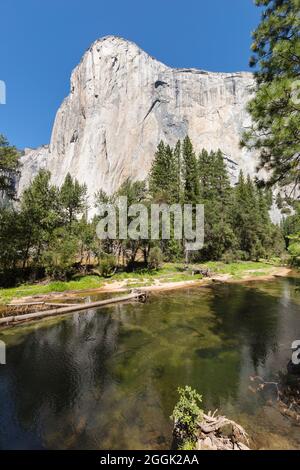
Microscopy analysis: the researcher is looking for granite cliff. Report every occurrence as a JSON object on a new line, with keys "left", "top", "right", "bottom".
{"left": 18, "top": 36, "right": 257, "bottom": 209}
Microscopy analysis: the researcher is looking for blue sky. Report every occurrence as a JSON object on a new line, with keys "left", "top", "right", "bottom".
{"left": 0, "top": 0, "right": 261, "bottom": 149}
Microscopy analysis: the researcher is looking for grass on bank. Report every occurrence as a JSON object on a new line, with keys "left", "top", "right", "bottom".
{"left": 0, "top": 276, "right": 105, "bottom": 305}
{"left": 0, "top": 260, "right": 281, "bottom": 305}
{"left": 203, "top": 260, "right": 276, "bottom": 275}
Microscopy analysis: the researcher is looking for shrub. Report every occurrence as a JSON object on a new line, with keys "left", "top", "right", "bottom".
{"left": 179, "top": 439, "right": 196, "bottom": 450}
{"left": 221, "top": 250, "right": 236, "bottom": 264}
{"left": 288, "top": 242, "right": 300, "bottom": 266}
{"left": 148, "top": 246, "right": 163, "bottom": 270}
{"left": 221, "top": 250, "right": 248, "bottom": 263}
{"left": 98, "top": 254, "right": 117, "bottom": 277}
{"left": 171, "top": 386, "right": 203, "bottom": 436}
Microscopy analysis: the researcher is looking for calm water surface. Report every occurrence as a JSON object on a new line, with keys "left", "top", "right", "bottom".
{"left": 0, "top": 277, "right": 300, "bottom": 449}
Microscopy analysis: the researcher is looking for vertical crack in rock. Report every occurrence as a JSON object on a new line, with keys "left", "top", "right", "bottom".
{"left": 70, "top": 130, "right": 78, "bottom": 143}
{"left": 103, "top": 132, "right": 110, "bottom": 175}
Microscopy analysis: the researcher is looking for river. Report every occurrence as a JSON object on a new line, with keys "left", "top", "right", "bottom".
{"left": 0, "top": 276, "right": 299, "bottom": 449}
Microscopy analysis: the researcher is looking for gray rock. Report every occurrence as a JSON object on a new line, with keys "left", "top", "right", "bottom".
{"left": 18, "top": 35, "right": 259, "bottom": 215}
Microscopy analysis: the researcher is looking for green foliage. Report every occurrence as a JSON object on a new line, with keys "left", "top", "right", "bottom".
{"left": 0, "top": 208, "right": 24, "bottom": 271}
{"left": 42, "top": 228, "right": 79, "bottom": 280}
{"left": 149, "top": 141, "right": 179, "bottom": 203}
{"left": 76, "top": 216, "right": 102, "bottom": 266}
{"left": 287, "top": 232, "right": 300, "bottom": 265}
{"left": 232, "top": 171, "right": 284, "bottom": 260}
{"left": 242, "top": 0, "right": 300, "bottom": 188}
{"left": 149, "top": 139, "right": 284, "bottom": 263}
{"left": 221, "top": 250, "right": 237, "bottom": 264}
{"left": 19, "top": 170, "right": 61, "bottom": 268}
{"left": 198, "top": 149, "right": 236, "bottom": 260}
{"left": 179, "top": 439, "right": 196, "bottom": 451}
{"left": 116, "top": 178, "right": 151, "bottom": 267}
{"left": 282, "top": 201, "right": 300, "bottom": 249}
{"left": 0, "top": 167, "right": 93, "bottom": 283}
{"left": 182, "top": 136, "right": 200, "bottom": 205}
{"left": 152, "top": 140, "right": 283, "bottom": 262}
{"left": 204, "top": 260, "right": 274, "bottom": 277}
{"left": 59, "top": 173, "right": 87, "bottom": 226}
{"left": 0, "top": 276, "right": 105, "bottom": 305}
{"left": 97, "top": 254, "right": 117, "bottom": 277}
{"left": 148, "top": 246, "right": 163, "bottom": 270}
{"left": 171, "top": 386, "right": 203, "bottom": 436}
{"left": 0, "top": 134, "right": 20, "bottom": 201}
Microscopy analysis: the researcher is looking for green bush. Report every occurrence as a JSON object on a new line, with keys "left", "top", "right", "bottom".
{"left": 179, "top": 439, "right": 196, "bottom": 450}
{"left": 97, "top": 254, "right": 117, "bottom": 277}
{"left": 221, "top": 250, "right": 249, "bottom": 263}
{"left": 221, "top": 250, "right": 236, "bottom": 264}
{"left": 288, "top": 242, "right": 300, "bottom": 266}
{"left": 171, "top": 385, "right": 203, "bottom": 436}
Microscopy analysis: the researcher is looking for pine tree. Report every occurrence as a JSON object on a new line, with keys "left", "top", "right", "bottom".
{"left": 282, "top": 200, "right": 300, "bottom": 247}
{"left": 198, "top": 149, "right": 211, "bottom": 198}
{"left": 232, "top": 172, "right": 260, "bottom": 259}
{"left": 182, "top": 136, "right": 200, "bottom": 204}
{"left": 198, "top": 149, "right": 236, "bottom": 260}
{"left": 242, "top": 0, "right": 300, "bottom": 189}
{"left": 231, "top": 171, "right": 283, "bottom": 260}
{"left": 173, "top": 140, "right": 183, "bottom": 202}
{"left": 149, "top": 141, "right": 178, "bottom": 203}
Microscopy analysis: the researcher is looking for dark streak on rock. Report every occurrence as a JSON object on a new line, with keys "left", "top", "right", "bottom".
{"left": 154, "top": 80, "right": 168, "bottom": 89}
{"left": 143, "top": 99, "right": 161, "bottom": 121}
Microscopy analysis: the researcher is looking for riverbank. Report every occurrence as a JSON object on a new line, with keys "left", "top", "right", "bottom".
{"left": 0, "top": 262, "right": 292, "bottom": 309}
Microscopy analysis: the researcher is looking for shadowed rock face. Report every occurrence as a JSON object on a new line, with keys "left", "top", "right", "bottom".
{"left": 18, "top": 35, "right": 257, "bottom": 210}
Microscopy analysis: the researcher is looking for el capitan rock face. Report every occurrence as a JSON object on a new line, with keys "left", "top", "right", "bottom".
{"left": 18, "top": 36, "right": 256, "bottom": 207}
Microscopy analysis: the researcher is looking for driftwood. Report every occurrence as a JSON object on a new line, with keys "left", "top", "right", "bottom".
{"left": 9, "top": 301, "right": 45, "bottom": 306}
{"left": 249, "top": 375, "right": 300, "bottom": 425}
{"left": 173, "top": 409, "right": 249, "bottom": 451}
{"left": 0, "top": 290, "right": 148, "bottom": 327}
{"left": 1, "top": 301, "right": 83, "bottom": 319}
{"left": 196, "top": 411, "right": 249, "bottom": 450}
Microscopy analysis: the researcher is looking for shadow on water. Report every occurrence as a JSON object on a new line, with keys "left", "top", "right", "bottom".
{"left": 0, "top": 276, "right": 299, "bottom": 449}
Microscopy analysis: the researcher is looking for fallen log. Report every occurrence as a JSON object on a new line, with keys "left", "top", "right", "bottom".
{"left": 0, "top": 290, "right": 147, "bottom": 326}
{"left": 44, "top": 302, "right": 83, "bottom": 307}
{"left": 8, "top": 301, "right": 45, "bottom": 306}
{"left": 8, "top": 302, "right": 81, "bottom": 307}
